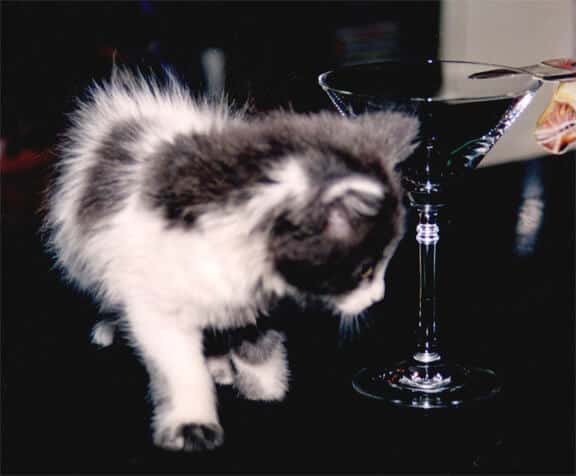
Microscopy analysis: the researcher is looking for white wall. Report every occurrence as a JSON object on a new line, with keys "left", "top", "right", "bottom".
{"left": 440, "top": 0, "right": 576, "bottom": 166}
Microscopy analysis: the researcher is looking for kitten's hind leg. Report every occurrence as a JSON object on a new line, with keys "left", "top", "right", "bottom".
{"left": 91, "top": 319, "right": 117, "bottom": 347}
{"left": 231, "top": 330, "right": 289, "bottom": 401}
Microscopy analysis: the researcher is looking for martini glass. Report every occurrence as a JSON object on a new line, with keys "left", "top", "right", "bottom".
{"left": 319, "top": 60, "right": 543, "bottom": 408}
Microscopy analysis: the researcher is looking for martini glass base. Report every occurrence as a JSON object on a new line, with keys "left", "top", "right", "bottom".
{"left": 352, "top": 360, "right": 501, "bottom": 409}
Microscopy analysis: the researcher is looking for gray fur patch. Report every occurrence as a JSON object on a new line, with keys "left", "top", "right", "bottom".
{"left": 233, "top": 329, "right": 285, "bottom": 365}
{"left": 141, "top": 109, "right": 416, "bottom": 297}
{"left": 260, "top": 111, "right": 416, "bottom": 296}
{"left": 144, "top": 110, "right": 418, "bottom": 230}
{"left": 234, "top": 369, "right": 267, "bottom": 401}
{"left": 143, "top": 124, "right": 281, "bottom": 227}
{"left": 77, "top": 121, "right": 143, "bottom": 233}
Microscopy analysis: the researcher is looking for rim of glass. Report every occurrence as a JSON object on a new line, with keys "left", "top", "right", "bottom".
{"left": 318, "top": 59, "right": 543, "bottom": 103}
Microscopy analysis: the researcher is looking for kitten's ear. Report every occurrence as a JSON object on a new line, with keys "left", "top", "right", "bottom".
{"left": 323, "top": 177, "right": 384, "bottom": 241}
{"left": 359, "top": 111, "right": 420, "bottom": 166}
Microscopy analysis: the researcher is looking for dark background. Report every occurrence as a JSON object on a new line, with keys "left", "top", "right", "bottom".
{"left": 2, "top": 1, "right": 574, "bottom": 474}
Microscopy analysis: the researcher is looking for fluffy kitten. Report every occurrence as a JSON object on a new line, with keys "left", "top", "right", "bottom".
{"left": 44, "top": 70, "right": 418, "bottom": 451}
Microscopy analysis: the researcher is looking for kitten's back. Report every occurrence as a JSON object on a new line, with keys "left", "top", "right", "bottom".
{"left": 44, "top": 69, "right": 419, "bottom": 315}
{"left": 44, "top": 70, "right": 238, "bottom": 292}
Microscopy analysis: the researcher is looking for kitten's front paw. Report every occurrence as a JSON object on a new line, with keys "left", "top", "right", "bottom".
{"left": 232, "top": 330, "right": 289, "bottom": 401}
{"left": 181, "top": 423, "right": 224, "bottom": 452}
{"left": 154, "top": 422, "right": 224, "bottom": 452}
{"left": 234, "top": 330, "right": 285, "bottom": 364}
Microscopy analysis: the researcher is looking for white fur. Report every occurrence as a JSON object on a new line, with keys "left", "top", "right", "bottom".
{"left": 231, "top": 342, "right": 289, "bottom": 401}
{"left": 91, "top": 320, "right": 116, "bottom": 347}
{"left": 44, "top": 72, "right": 307, "bottom": 450}
{"left": 333, "top": 262, "right": 386, "bottom": 316}
{"left": 46, "top": 72, "right": 304, "bottom": 316}
{"left": 206, "top": 355, "right": 235, "bottom": 385}
{"left": 323, "top": 175, "right": 384, "bottom": 203}
{"left": 46, "top": 71, "right": 240, "bottom": 295}
{"left": 324, "top": 176, "right": 385, "bottom": 240}
{"left": 333, "top": 233, "right": 402, "bottom": 318}
{"left": 45, "top": 71, "right": 400, "bottom": 451}
{"left": 125, "top": 301, "right": 219, "bottom": 449}
{"left": 81, "top": 184, "right": 295, "bottom": 447}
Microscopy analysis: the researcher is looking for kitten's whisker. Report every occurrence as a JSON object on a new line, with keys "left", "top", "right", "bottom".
{"left": 337, "top": 310, "right": 368, "bottom": 347}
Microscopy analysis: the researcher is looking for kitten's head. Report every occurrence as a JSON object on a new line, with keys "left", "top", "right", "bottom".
{"left": 265, "top": 110, "right": 419, "bottom": 317}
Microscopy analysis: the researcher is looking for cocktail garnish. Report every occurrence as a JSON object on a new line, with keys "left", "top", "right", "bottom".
{"left": 535, "top": 80, "right": 576, "bottom": 155}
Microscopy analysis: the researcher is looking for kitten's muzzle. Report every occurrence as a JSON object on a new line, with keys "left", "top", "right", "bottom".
{"left": 333, "top": 280, "right": 385, "bottom": 317}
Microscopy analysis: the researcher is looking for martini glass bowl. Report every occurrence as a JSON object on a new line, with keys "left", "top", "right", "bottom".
{"left": 319, "top": 59, "right": 543, "bottom": 408}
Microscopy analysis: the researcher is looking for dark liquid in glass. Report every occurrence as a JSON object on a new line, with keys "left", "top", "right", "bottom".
{"left": 337, "top": 93, "right": 528, "bottom": 184}
{"left": 402, "top": 96, "right": 524, "bottom": 179}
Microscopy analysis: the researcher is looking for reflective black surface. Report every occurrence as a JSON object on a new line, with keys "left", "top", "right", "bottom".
{"left": 2, "top": 2, "right": 575, "bottom": 474}
{"left": 3, "top": 156, "right": 574, "bottom": 474}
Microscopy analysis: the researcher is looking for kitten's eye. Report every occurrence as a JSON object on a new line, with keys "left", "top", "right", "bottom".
{"left": 360, "top": 263, "right": 375, "bottom": 281}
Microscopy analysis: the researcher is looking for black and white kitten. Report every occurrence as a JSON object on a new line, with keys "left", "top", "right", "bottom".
{"left": 44, "top": 70, "right": 418, "bottom": 452}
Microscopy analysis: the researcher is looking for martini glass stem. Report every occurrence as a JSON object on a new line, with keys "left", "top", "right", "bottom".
{"left": 413, "top": 205, "right": 442, "bottom": 364}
